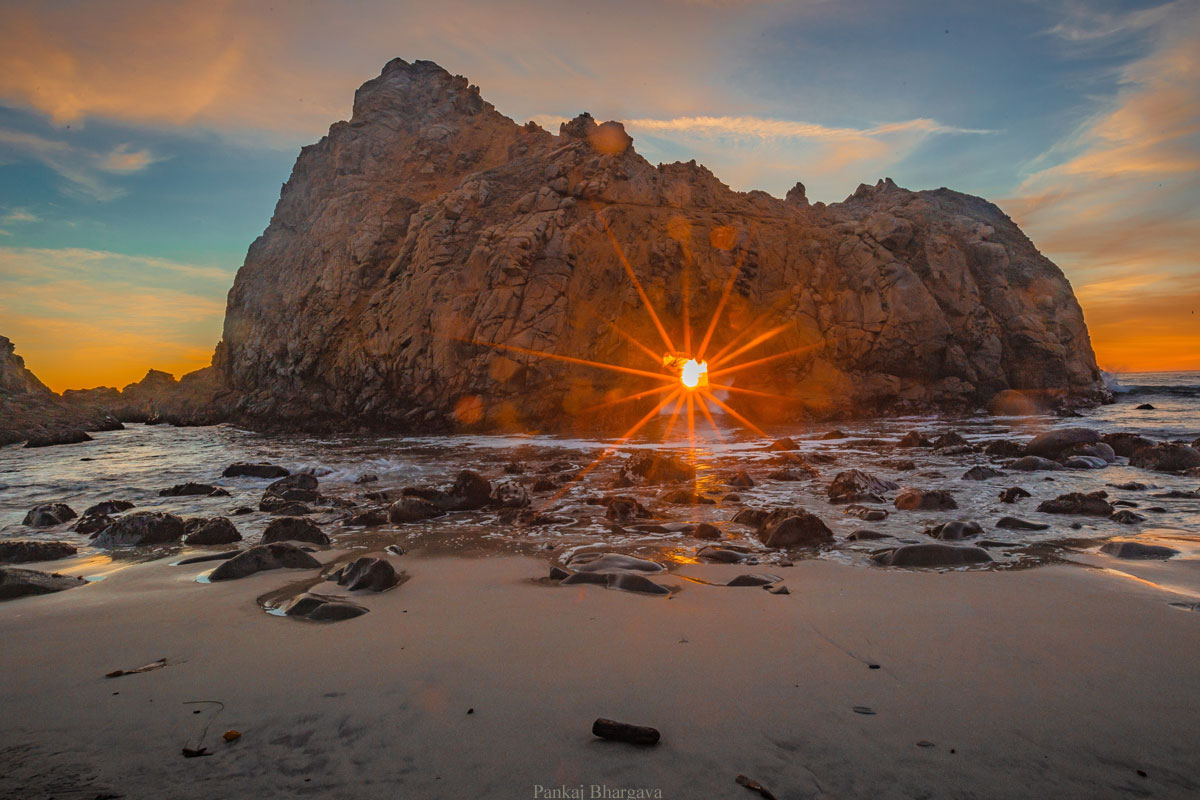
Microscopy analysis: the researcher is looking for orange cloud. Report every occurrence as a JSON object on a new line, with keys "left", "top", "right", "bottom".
{"left": 1008, "top": 5, "right": 1200, "bottom": 373}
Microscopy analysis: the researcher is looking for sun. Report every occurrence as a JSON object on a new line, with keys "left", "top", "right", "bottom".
{"left": 663, "top": 354, "right": 708, "bottom": 389}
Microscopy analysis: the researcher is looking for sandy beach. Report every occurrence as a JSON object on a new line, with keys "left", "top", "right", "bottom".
{"left": 3, "top": 549, "right": 1198, "bottom": 799}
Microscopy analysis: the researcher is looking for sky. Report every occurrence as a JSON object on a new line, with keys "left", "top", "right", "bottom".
{"left": 0, "top": 0, "right": 1197, "bottom": 391}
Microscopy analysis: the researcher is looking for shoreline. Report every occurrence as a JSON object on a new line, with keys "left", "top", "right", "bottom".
{"left": 3, "top": 551, "right": 1199, "bottom": 798}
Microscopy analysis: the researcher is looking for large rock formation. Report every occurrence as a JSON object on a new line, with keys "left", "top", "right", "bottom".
{"left": 1, "top": 63, "right": 1110, "bottom": 440}
{"left": 214, "top": 59, "right": 1104, "bottom": 432}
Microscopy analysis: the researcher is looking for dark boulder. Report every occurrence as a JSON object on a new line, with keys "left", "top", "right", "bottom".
{"left": 0, "top": 541, "right": 77, "bottom": 563}
{"left": 843, "top": 504, "right": 888, "bottom": 521}
{"left": 1008, "top": 456, "right": 1064, "bottom": 472}
{"left": 660, "top": 488, "right": 715, "bottom": 505}
{"left": 726, "top": 573, "right": 782, "bottom": 587}
{"left": 387, "top": 495, "right": 445, "bottom": 523}
{"left": 697, "top": 546, "right": 752, "bottom": 563}
{"left": 995, "top": 516, "right": 1049, "bottom": 530}
{"left": 24, "top": 429, "right": 92, "bottom": 448}
{"left": 932, "top": 431, "right": 970, "bottom": 449}
{"left": 0, "top": 567, "right": 86, "bottom": 600}
{"left": 93, "top": 511, "right": 186, "bottom": 547}
{"left": 962, "top": 465, "right": 1005, "bottom": 481}
{"left": 561, "top": 571, "right": 670, "bottom": 595}
{"left": 984, "top": 439, "right": 1026, "bottom": 457}
{"left": 871, "top": 544, "right": 993, "bottom": 567}
{"left": 999, "top": 487, "right": 1032, "bottom": 503}
{"left": 624, "top": 451, "right": 695, "bottom": 483}
{"left": 1036, "top": 492, "right": 1113, "bottom": 516}
{"left": 765, "top": 437, "right": 799, "bottom": 452}
{"left": 333, "top": 557, "right": 401, "bottom": 591}
{"left": 1063, "top": 455, "right": 1108, "bottom": 470}
{"left": 731, "top": 508, "right": 768, "bottom": 527}
{"left": 894, "top": 489, "right": 957, "bottom": 511}
{"left": 208, "top": 542, "right": 322, "bottom": 580}
{"left": 160, "top": 483, "right": 230, "bottom": 497}
{"left": 1101, "top": 432, "right": 1157, "bottom": 458}
{"left": 1025, "top": 427, "right": 1099, "bottom": 458}
{"left": 924, "top": 521, "right": 983, "bottom": 540}
{"left": 83, "top": 500, "right": 134, "bottom": 516}
{"left": 490, "top": 479, "right": 530, "bottom": 509}
{"left": 827, "top": 469, "right": 899, "bottom": 502}
{"left": 183, "top": 517, "right": 242, "bottom": 545}
{"left": 1110, "top": 510, "right": 1145, "bottom": 524}
{"left": 23, "top": 503, "right": 77, "bottom": 528}
{"left": 604, "top": 495, "right": 651, "bottom": 521}
{"left": 71, "top": 513, "right": 113, "bottom": 535}
{"left": 1129, "top": 444, "right": 1200, "bottom": 473}
{"left": 345, "top": 508, "right": 389, "bottom": 527}
{"left": 223, "top": 462, "right": 289, "bottom": 479}
{"left": 1060, "top": 441, "right": 1116, "bottom": 462}
{"left": 446, "top": 469, "right": 492, "bottom": 509}
{"left": 568, "top": 552, "right": 665, "bottom": 573}
{"left": 1136, "top": 403, "right": 1155, "bottom": 410}
{"left": 261, "top": 517, "right": 328, "bottom": 545}
{"left": 758, "top": 511, "right": 833, "bottom": 548}
{"left": 847, "top": 529, "right": 890, "bottom": 541}
{"left": 725, "top": 471, "right": 755, "bottom": 488}
{"left": 285, "top": 595, "right": 369, "bottom": 621}
{"left": 1100, "top": 541, "right": 1178, "bottom": 559}
{"left": 897, "top": 431, "right": 933, "bottom": 448}
{"left": 267, "top": 473, "right": 319, "bottom": 493}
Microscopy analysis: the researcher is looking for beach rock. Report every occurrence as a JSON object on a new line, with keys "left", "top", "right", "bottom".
{"left": 93, "top": 511, "right": 186, "bottom": 547}
{"left": 561, "top": 571, "right": 670, "bottom": 594}
{"left": 183, "top": 517, "right": 242, "bottom": 545}
{"left": 661, "top": 488, "right": 715, "bottom": 505}
{"left": 261, "top": 517, "right": 329, "bottom": 545}
{"left": 999, "top": 487, "right": 1031, "bottom": 503}
{"left": 1136, "top": 403, "right": 1156, "bottom": 410}
{"left": 725, "top": 471, "right": 755, "bottom": 488}
{"left": 604, "top": 495, "right": 652, "bottom": 521}
{"left": 1037, "top": 492, "right": 1113, "bottom": 516}
{"left": 267, "top": 473, "right": 319, "bottom": 494}
{"left": 984, "top": 439, "right": 1026, "bottom": 457}
{"left": 1110, "top": 481, "right": 1149, "bottom": 491}
{"left": 0, "top": 541, "right": 77, "bottom": 563}
{"left": 692, "top": 522, "right": 721, "bottom": 539}
{"left": 1025, "top": 427, "right": 1100, "bottom": 458}
{"left": 490, "top": 479, "right": 530, "bottom": 508}
{"left": 568, "top": 552, "right": 665, "bottom": 573}
{"left": 1101, "top": 432, "right": 1156, "bottom": 458}
{"left": 843, "top": 504, "right": 889, "bottom": 521}
{"left": 848, "top": 529, "right": 891, "bottom": 541}
{"left": 925, "top": 521, "right": 983, "bottom": 540}
{"left": 1110, "top": 510, "right": 1145, "bottom": 524}
{"left": 355, "top": 473, "right": 380, "bottom": 484}
{"left": 1063, "top": 455, "right": 1107, "bottom": 469}
{"left": 345, "top": 508, "right": 389, "bottom": 526}
{"left": 894, "top": 489, "right": 957, "bottom": 511}
{"left": 446, "top": 469, "right": 492, "bottom": 509}
{"left": 1060, "top": 441, "right": 1116, "bottom": 462}
{"left": 731, "top": 508, "right": 768, "bottom": 527}
{"left": 871, "top": 543, "right": 993, "bottom": 567}
{"left": 83, "top": 500, "right": 134, "bottom": 516}
{"left": 624, "top": 452, "right": 695, "bottom": 484}
{"left": 269, "top": 502, "right": 313, "bottom": 515}
{"left": 1100, "top": 541, "right": 1178, "bottom": 559}
{"left": 932, "top": 431, "right": 970, "bottom": 449}
{"left": 387, "top": 495, "right": 445, "bottom": 523}
{"left": 820, "top": 430, "right": 847, "bottom": 440}
{"left": 71, "top": 513, "right": 113, "bottom": 535}
{"left": 208, "top": 542, "right": 322, "bottom": 580}
{"left": 995, "top": 516, "right": 1049, "bottom": 530}
{"left": 828, "top": 470, "right": 899, "bottom": 502}
{"left": 592, "top": 718, "right": 661, "bottom": 746}
{"left": 767, "top": 469, "right": 808, "bottom": 482}
{"left": 160, "top": 482, "right": 230, "bottom": 497}
{"left": 1129, "top": 444, "right": 1200, "bottom": 473}
{"left": 24, "top": 429, "right": 93, "bottom": 448}
{"left": 897, "top": 431, "right": 933, "bottom": 448}
{"left": 0, "top": 567, "right": 86, "bottom": 600}
{"left": 1009, "top": 456, "right": 1064, "bottom": 472}
{"left": 962, "top": 465, "right": 1005, "bottom": 481}
{"left": 222, "top": 462, "right": 289, "bottom": 479}
{"left": 697, "top": 546, "right": 752, "bottom": 563}
{"left": 23, "top": 503, "right": 77, "bottom": 528}
{"left": 766, "top": 437, "right": 799, "bottom": 452}
{"left": 758, "top": 511, "right": 834, "bottom": 548}
{"left": 548, "top": 565, "right": 570, "bottom": 580}
{"left": 284, "top": 593, "right": 369, "bottom": 621}
{"left": 176, "top": 550, "right": 241, "bottom": 565}
{"left": 334, "top": 556, "right": 401, "bottom": 591}
{"left": 726, "top": 573, "right": 782, "bottom": 587}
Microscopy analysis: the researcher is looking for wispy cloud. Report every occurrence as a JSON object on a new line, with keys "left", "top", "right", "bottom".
{"left": 1041, "top": 1, "right": 1178, "bottom": 44}
{"left": 0, "top": 207, "right": 38, "bottom": 224}
{"left": 0, "top": 128, "right": 164, "bottom": 200}
{"left": 1010, "top": 1, "right": 1200, "bottom": 371}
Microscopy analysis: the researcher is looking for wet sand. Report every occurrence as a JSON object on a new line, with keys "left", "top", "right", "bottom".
{"left": 2, "top": 552, "right": 1199, "bottom": 799}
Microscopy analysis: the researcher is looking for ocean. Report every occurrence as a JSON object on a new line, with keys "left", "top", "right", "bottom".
{"left": 2, "top": 371, "right": 1198, "bottom": 600}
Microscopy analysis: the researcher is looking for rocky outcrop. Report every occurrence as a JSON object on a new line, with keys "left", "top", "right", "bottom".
{"left": 210, "top": 58, "right": 1105, "bottom": 433}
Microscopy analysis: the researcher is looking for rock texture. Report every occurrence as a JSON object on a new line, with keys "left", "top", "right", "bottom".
{"left": 211, "top": 58, "right": 1105, "bottom": 432}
